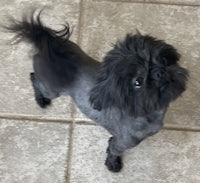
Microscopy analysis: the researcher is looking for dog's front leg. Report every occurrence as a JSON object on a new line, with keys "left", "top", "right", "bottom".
{"left": 105, "top": 136, "right": 141, "bottom": 172}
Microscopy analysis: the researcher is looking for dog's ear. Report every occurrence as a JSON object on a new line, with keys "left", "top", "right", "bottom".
{"left": 154, "top": 44, "right": 180, "bottom": 66}
{"left": 89, "top": 83, "right": 104, "bottom": 111}
{"left": 161, "top": 66, "right": 189, "bottom": 103}
{"left": 89, "top": 54, "right": 120, "bottom": 111}
{"left": 89, "top": 60, "right": 114, "bottom": 111}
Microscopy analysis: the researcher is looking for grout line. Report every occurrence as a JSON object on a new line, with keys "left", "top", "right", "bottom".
{"left": 69, "top": 100, "right": 76, "bottom": 120}
{"left": 94, "top": 0, "right": 200, "bottom": 7}
{"left": 77, "top": 0, "right": 85, "bottom": 45}
{"left": 1, "top": 114, "right": 200, "bottom": 133}
{"left": 0, "top": 114, "right": 74, "bottom": 124}
{"left": 76, "top": 120, "right": 97, "bottom": 125}
{"left": 163, "top": 125, "right": 200, "bottom": 132}
{"left": 65, "top": 102, "right": 77, "bottom": 183}
{"left": 66, "top": 0, "right": 83, "bottom": 179}
{"left": 65, "top": 120, "right": 75, "bottom": 183}
{"left": 0, "top": 113, "right": 93, "bottom": 124}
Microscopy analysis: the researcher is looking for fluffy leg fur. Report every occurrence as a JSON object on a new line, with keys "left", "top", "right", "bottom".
{"left": 105, "top": 137, "right": 123, "bottom": 172}
{"left": 105, "top": 136, "right": 141, "bottom": 172}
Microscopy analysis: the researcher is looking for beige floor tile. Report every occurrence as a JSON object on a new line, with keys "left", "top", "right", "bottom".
{"left": 0, "top": 0, "right": 80, "bottom": 119}
{"left": 0, "top": 119, "right": 70, "bottom": 183}
{"left": 75, "top": 0, "right": 200, "bottom": 128}
{"left": 71, "top": 125, "right": 200, "bottom": 183}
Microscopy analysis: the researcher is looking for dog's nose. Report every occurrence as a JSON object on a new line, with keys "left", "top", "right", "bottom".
{"left": 155, "top": 72, "right": 162, "bottom": 80}
{"left": 151, "top": 68, "right": 165, "bottom": 81}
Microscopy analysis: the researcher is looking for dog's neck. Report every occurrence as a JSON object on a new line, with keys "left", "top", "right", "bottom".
{"left": 63, "top": 53, "right": 100, "bottom": 117}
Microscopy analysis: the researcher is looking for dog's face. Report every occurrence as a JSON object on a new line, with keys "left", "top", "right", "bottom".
{"left": 90, "top": 33, "right": 188, "bottom": 116}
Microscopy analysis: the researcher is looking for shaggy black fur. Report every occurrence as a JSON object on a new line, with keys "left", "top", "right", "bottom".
{"left": 6, "top": 10, "right": 188, "bottom": 173}
{"left": 90, "top": 33, "right": 188, "bottom": 116}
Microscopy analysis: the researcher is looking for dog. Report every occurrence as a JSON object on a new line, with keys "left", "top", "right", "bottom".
{"left": 6, "top": 10, "right": 188, "bottom": 172}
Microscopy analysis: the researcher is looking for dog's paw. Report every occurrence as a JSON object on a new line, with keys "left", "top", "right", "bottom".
{"left": 30, "top": 72, "right": 35, "bottom": 81}
{"left": 36, "top": 96, "right": 51, "bottom": 108}
{"left": 105, "top": 153, "right": 123, "bottom": 172}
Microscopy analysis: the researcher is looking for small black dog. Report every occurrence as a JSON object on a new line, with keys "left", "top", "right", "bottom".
{"left": 7, "top": 10, "right": 188, "bottom": 172}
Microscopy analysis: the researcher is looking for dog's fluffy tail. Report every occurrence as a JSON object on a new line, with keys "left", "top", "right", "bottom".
{"left": 6, "top": 9, "right": 71, "bottom": 51}
{"left": 5, "top": 9, "right": 85, "bottom": 87}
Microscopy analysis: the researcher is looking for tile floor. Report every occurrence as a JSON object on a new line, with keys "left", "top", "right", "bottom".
{"left": 0, "top": 0, "right": 200, "bottom": 183}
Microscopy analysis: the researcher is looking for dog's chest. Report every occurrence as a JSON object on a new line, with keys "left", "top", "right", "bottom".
{"left": 99, "top": 109, "right": 166, "bottom": 139}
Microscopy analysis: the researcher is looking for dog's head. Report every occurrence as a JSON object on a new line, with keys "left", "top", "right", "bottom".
{"left": 90, "top": 33, "right": 188, "bottom": 116}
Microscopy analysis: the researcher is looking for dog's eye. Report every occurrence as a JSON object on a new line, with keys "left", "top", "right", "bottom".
{"left": 134, "top": 77, "right": 144, "bottom": 88}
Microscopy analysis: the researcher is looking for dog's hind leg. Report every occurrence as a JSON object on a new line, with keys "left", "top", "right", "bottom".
{"left": 30, "top": 73, "right": 51, "bottom": 108}
{"left": 30, "top": 54, "right": 61, "bottom": 108}
{"left": 105, "top": 136, "right": 141, "bottom": 172}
